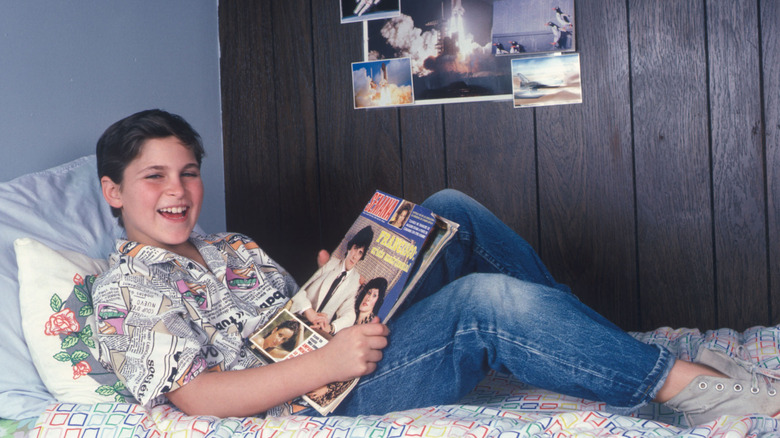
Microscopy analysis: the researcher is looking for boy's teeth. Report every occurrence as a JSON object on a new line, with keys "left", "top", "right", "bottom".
{"left": 160, "top": 207, "right": 185, "bottom": 214}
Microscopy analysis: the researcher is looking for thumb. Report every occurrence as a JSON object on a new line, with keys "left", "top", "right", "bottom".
{"left": 317, "top": 249, "right": 330, "bottom": 268}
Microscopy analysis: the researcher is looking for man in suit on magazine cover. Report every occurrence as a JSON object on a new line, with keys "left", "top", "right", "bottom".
{"left": 290, "top": 226, "right": 374, "bottom": 335}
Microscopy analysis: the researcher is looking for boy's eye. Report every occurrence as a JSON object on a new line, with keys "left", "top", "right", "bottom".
{"left": 183, "top": 171, "right": 201, "bottom": 178}
{"left": 145, "top": 174, "right": 162, "bottom": 179}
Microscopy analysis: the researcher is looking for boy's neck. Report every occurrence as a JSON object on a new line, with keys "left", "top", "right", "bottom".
{"left": 174, "top": 240, "right": 208, "bottom": 269}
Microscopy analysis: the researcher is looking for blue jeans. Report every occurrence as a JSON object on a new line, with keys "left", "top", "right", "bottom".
{"left": 331, "top": 189, "right": 675, "bottom": 416}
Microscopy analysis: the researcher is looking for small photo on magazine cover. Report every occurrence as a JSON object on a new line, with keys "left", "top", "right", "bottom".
{"left": 388, "top": 201, "right": 413, "bottom": 229}
{"left": 341, "top": 0, "right": 401, "bottom": 24}
{"left": 353, "top": 57, "right": 414, "bottom": 109}
{"left": 511, "top": 52, "right": 581, "bottom": 108}
{"left": 492, "top": 0, "right": 575, "bottom": 55}
{"left": 249, "top": 309, "right": 313, "bottom": 362}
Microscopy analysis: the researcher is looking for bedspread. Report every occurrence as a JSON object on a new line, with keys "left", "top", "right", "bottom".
{"left": 16, "top": 384, "right": 780, "bottom": 437}
{"left": 9, "top": 326, "right": 780, "bottom": 437}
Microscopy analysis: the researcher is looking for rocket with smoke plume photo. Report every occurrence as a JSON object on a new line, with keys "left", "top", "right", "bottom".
{"left": 367, "top": 0, "right": 508, "bottom": 104}
{"left": 352, "top": 58, "right": 414, "bottom": 109}
{"left": 365, "top": 0, "right": 576, "bottom": 105}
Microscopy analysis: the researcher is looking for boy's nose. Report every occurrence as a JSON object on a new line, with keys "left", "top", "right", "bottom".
{"left": 166, "top": 178, "right": 185, "bottom": 195}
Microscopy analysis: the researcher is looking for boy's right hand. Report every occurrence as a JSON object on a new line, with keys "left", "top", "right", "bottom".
{"left": 318, "top": 317, "right": 389, "bottom": 382}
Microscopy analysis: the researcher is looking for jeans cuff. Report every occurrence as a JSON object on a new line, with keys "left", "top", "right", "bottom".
{"left": 605, "top": 344, "right": 676, "bottom": 416}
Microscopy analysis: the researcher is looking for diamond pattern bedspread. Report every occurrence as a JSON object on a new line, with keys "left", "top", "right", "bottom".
{"left": 17, "top": 326, "right": 780, "bottom": 437}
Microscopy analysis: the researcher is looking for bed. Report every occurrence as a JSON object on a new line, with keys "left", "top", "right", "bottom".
{"left": 2, "top": 156, "right": 779, "bottom": 437}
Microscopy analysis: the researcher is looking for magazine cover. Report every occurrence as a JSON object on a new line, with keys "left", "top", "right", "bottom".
{"left": 249, "top": 190, "right": 458, "bottom": 414}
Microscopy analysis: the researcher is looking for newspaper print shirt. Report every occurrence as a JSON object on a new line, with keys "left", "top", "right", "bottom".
{"left": 92, "top": 232, "right": 299, "bottom": 412}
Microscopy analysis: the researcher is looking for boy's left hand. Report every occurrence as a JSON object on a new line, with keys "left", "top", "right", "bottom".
{"left": 316, "top": 317, "right": 389, "bottom": 382}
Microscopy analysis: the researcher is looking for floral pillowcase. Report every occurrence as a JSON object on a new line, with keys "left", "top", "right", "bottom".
{"left": 15, "top": 237, "right": 133, "bottom": 404}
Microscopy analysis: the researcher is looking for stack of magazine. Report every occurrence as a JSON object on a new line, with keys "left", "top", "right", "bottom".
{"left": 247, "top": 190, "right": 458, "bottom": 415}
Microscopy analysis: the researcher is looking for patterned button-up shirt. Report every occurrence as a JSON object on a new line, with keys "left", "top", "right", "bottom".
{"left": 93, "top": 232, "right": 298, "bottom": 412}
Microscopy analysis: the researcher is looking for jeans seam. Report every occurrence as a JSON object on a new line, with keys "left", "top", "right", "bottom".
{"left": 458, "top": 228, "right": 524, "bottom": 276}
{"left": 470, "top": 235, "right": 559, "bottom": 287}
{"left": 373, "top": 340, "right": 456, "bottom": 382}
{"left": 371, "top": 326, "right": 482, "bottom": 383}
{"left": 492, "top": 332, "right": 631, "bottom": 388}
{"left": 378, "top": 325, "right": 638, "bottom": 394}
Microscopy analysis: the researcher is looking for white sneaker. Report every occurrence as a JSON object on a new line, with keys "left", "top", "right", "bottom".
{"left": 664, "top": 347, "right": 780, "bottom": 425}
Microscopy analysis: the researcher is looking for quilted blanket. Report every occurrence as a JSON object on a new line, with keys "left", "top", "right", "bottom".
{"left": 11, "top": 326, "right": 780, "bottom": 437}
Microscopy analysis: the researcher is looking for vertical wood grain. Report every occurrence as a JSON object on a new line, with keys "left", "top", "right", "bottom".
{"left": 445, "top": 102, "right": 539, "bottom": 248}
{"left": 536, "top": 0, "right": 638, "bottom": 329}
{"left": 707, "top": 0, "right": 768, "bottom": 328}
{"left": 761, "top": 0, "right": 780, "bottom": 324}
{"left": 629, "top": 0, "right": 715, "bottom": 330}
{"left": 399, "top": 105, "right": 447, "bottom": 203}
{"left": 270, "top": 0, "right": 321, "bottom": 280}
{"left": 219, "top": 1, "right": 281, "bottom": 251}
{"left": 311, "top": 2, "right": 403, "bottom": 252}
{"left": 219, "top": 0, "right": 776, "bottom": 331}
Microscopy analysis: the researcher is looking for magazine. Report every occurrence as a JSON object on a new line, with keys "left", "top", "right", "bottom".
{"left": 248, "top": 190, "right": 458, "bottom": 415}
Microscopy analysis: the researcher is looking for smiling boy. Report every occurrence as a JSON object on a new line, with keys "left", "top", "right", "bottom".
{"left": 100, "top": 136, "right": 204, "bottom": 264}
{"left": 92, "top": 109, "right": 780, "bottom": 424}
{"left": 93, "top": 109, "right": 388, "bottom": 417}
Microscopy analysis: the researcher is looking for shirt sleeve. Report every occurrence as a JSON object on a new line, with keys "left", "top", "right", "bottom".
{"left": 235, "top": 233, "right": 300, "bottom": 299}
{"left": 93, "top": 257, "right": 210, "bottom": 407}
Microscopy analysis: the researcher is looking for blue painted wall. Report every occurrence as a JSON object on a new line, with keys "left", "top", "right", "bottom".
{"left": 0, "top": 1, "right": 225, "bottom": 232}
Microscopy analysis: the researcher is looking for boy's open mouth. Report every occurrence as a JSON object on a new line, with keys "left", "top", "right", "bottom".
{"left": 158, "top": 206, "right": 188, "bottom": 220}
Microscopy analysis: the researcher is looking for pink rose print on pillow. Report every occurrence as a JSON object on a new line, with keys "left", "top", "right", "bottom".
{"left": 45, "top": 308, "right": 80, "bottom": 336}
{"left": 72, "top": 360, "right": 92, "bottom": 379}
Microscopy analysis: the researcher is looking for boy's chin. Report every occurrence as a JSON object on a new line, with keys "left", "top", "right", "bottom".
{"left": 155, "top": 228, "right": 195, "bottom": 247}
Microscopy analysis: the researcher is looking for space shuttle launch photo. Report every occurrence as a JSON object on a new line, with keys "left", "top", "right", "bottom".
{"left": 352, "top": 57, "right": 414, "bottom": 109}
{"left": 447, "top": 0, "right": 470, "bottom": 58}
{"left": 367, "top": 0, "right": 509, "bottom": 104}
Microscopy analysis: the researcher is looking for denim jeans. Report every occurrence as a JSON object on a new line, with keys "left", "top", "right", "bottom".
{"left": 329, "top": 189, "right": 675, "bottom": 416}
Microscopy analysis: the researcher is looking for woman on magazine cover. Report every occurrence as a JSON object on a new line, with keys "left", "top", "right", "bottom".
{"left": 354, "top": 277, "right": 388, "bottom": 325}
{"left": 251, "top": 319, "right": 301, "bottom": 360}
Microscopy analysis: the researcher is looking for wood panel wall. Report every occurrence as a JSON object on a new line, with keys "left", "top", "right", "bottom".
{"left": 219, "top": 0, "right": 780, "bottom": 332}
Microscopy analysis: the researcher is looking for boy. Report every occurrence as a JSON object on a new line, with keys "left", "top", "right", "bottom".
{"left": 94, "top": 109, "right": 780, "bottom": 424}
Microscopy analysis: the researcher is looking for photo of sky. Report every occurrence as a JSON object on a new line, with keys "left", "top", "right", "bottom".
{"left": 366, "top": 0, "right": 514, "bottom": 103}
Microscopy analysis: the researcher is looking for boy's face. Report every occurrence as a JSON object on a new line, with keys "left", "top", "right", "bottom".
{"left": 344, "top": 244, "right": 365, "bottom": 270}
{"left": 101, "top": 136, "right": 203, "bottom": 253}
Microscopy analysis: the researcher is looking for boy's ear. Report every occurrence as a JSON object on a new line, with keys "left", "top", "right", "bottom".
{"left": 100, "top": 176, "right": 123, "bottom": 209}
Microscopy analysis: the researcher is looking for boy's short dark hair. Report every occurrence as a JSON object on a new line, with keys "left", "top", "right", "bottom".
{"left": 345, "top": 226, "right": 374, "bottom": 261}
{"left": 96, "top": 109, "right": 205, "bottom": 224}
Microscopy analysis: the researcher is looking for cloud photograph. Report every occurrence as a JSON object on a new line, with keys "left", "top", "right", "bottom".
{"left": 353, "top": 58, "right": 414, "bottom": 108}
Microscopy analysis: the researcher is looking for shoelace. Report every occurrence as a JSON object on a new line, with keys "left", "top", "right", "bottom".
{"left": 732, "top": 345, "right": 780, "bottom": 395}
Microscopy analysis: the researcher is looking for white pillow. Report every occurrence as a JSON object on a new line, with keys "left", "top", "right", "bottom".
{"left": 0, "top": 155, "right": 123, "bottom": 419}
{"left": 14, "top": 238, "right": 133, "bottom": 403}
{"left": 15, "top": 237, "right": 132, "bottom": 405}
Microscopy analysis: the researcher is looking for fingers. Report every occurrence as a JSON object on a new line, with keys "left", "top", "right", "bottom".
{"left": 317, "top": 250, "right": 330, "bottom": 267}
{"left": 355, "top": 319, "right": 390, "bottom": 338}
{"left": 350, "top": 339, "right": 384, "bottom": 377}
{"left": 366, "top": 334, "right": 388, "bottom": 351}
{"left": 363, "top": 350, "right": 383, "bottom": 367}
